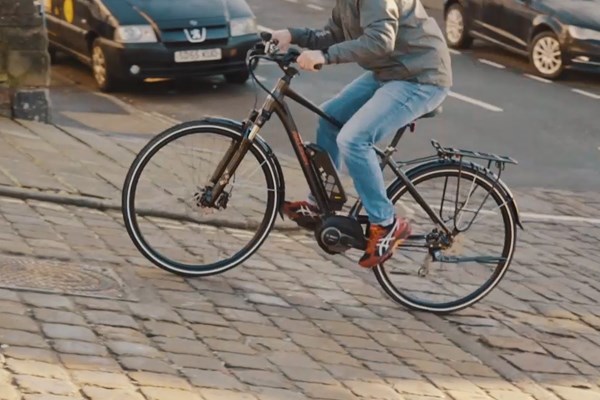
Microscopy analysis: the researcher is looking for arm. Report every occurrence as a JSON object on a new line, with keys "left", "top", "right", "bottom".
{"left": 288, "top": 6, "right": 344, "bottom": 50}
{"left": 327, "top": 0, "right": 399, "bottom": 64}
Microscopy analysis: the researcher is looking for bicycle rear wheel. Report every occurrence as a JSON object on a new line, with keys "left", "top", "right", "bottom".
{"left": 122, "top": 121, "right": 279, "bottom": 276}
{"left": 373, "top": 160, "right": 517, "bottom": 313}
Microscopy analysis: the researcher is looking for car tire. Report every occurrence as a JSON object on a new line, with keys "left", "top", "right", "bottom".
{"left": 530, "top": 31, "right": 564, "bottom": 80}
{"left": 224, "top": 70, "right": 250, "bottom": 85}
{"left": 445, "top": 4, "right": 473, "bottom": 49}
{"left": 91, "top": 39, "right": 121, "bottom": 92}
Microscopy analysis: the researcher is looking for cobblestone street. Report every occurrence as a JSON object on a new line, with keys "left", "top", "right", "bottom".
{"left": 0, "top": 118, "right": 599, "bottom": 400}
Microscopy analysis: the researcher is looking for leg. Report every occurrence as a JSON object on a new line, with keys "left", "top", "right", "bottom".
{"left": 283, "top": 73, "right": 380, "bottom": 227}
{"left": 337, "top": 81, "right": 448, "bottom": 267}
{"left": 316, "top": 72, "right": 380, "bottom": 169}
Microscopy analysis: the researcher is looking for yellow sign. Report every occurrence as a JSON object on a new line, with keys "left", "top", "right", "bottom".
{"left": 63, "top": 0, "right": 74, "bottom": 23}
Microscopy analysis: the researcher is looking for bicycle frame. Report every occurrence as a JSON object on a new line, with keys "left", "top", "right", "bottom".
{"left": 205, "top": 69, "right": 455, "bottom": 236}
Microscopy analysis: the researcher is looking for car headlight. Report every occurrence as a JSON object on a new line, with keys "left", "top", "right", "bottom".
{"left": 230, "top": 17, "right": 257, "bottom": 37}
{"left": 115, "top": 25, "right": 158, "bottom": 43}
{"left": 567, "top": 25, "right": 600, "bottom": 41}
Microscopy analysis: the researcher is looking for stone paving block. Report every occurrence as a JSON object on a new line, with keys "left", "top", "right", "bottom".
{"left": 154, "top": 337, "right": 211, "bottom": 356}
{"left": 200, "top": 389, "right": 259, "bottom": 400}
{"left": 304, "top": 349, "right": 362, "bottom": 367}
{"left": 119, "top": 356, "right": 176, "bottom": 374}
{"left": 296, "top": 383, "right": 359, "bottom": 400}
{"left": 84, "top": 311, "right": 138, "bottom": 329}
{"left": 141, "top": 387, "right": 203, "bottom": 400}
{"left": 246, "top": 337, "right": 302, "bottom": 353}
{"left": 503, "top": 353, "right": 577, "bottom": 374}
{"left": 128, "top": 371, "right": 191, "bottom": 390}
{"left": 204, "top": 338, "right": 257, "bottom": 355}
{"left": 267, "top": 351, "right": 322, "bottom": 369}
{"left": 21, "top": 293, "right": 73, "bottom": 310}
{"left": 15, "top": 375, "right": 77, "bottom": 396}
{"left": 128, "top": 303, "right": 182, "bottom": 323}
{"left": 81, "top": 387, "right": 145, "bottom": 400}
{"left": 344, "top": 380, "right": 402, "bottom": 400}
{"left": 487, "top": 390, "right": 536, "bottom": 400}
{"left": 2, "top": 347, "right": 57, "bottom": 363}
{"left": 42, "top": 324, "right": 96, "bottom": 342}
{"left": 143, "top": 320, "right": 195, "bottom": 339}
{"left": 288, "top": 333, "right": 346, "bottom": 353}
{"left": 169, "top": 353, "right": 224, "bottom": 370}
{"left": 0, "top": 329, "right": 49, "bottom": 348}
{"left": 0, "top": 313, "right": 38, "bottom": 332}
{"left": 550, "top": 386, "right": 600, "bottom": 400}
{"left": 183, "top": 369, "right": 244, "bottom": 390}
{"left": 106, "top": 341, "right": 161, "bottom": 358}
{"left": 179, "top": 310, "right": 229, "bottom": 326}
{"left": 23, "top": 395, "right": 84, "bottom": 400}
{"left": 392, "top": 379, "right": 447, "bottom": 398}
{"left": 52, "top": 340, "right": 107, "bottom": 356}
{"left": 218, "top": 352, "right": 275, "bottom": 371}
{"left": 0, "top": 300, "right": 28, "bottom": 315}
{"left": 0, "top": 383, "right": 20, "bottom": 400}
{"left": 95, "top": 326, "right": 150, "bottom": 344}
{"left": 232, "top": 369, "right": 295, "bottom": 389}
{"left": 278, "top": 366, "right": 337, "bottom": 385}
{"left": 218, "top": 308, "right": 271, "bottom": 325}
{"left": 33, "top": 309, "right": 86, "bottom": 326}
{"left": 59, "top": 354, "right": 121, "bottom": 372}
{"left": 5, "top": 359, "right": 69, "bottom": 380}
{"left": 71, "top": 370, "right": 134, "bottom": 390}
{"left": 322, "top": 364, "right": 380, "bottom": 382}
{"left": 232, "top": 322, "right": 286, "bottom": 339}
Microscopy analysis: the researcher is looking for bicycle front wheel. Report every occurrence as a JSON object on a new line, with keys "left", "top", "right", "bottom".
{"left": 373, "top": 160, "right": 518, "bottom": 313}
{"left": 122, "top": 121, "right": 280, "bottom": 276}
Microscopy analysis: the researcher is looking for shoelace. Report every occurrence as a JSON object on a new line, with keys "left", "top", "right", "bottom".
{"left": 365, "top": 225, "right": 386, "bottom": 254}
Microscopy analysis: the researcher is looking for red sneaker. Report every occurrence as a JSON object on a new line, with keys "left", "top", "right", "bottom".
{"left": 359, "top": 218, "right": 411, "bottom": 268}
{"left": 281, "top": 201, "right": 322, "bottom": 230}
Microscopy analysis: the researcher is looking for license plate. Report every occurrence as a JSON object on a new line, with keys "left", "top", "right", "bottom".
{"left": 174, "top": 48, "right": 222, "bottom": 63}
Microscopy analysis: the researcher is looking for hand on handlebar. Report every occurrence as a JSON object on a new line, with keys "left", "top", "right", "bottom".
{"left": 271, "top": 29, "right": 292, "bottom": 52}
{"left": 297, "top": 50, "right": 325, "bottom": 72}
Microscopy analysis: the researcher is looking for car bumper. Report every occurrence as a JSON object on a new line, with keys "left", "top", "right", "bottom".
{"left": 564, "top": 38, "right": 600, "bottom": 73}
{"left": 100, "top": 35, "right": 259, "bottom": 80}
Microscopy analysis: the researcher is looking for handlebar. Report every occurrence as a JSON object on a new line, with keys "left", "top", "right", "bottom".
{"left": 249, "top": 32, "right": 323, "bottom": 71}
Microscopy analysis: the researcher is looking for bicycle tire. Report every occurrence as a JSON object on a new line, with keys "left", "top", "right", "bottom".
{"left": 122, "top": 121, "right": 279, "bottom": 277}
{"left": 373, "top": 160, "right": 517, "bottom": 313}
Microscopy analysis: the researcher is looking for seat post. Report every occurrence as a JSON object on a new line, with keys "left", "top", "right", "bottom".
{"left": 389, "top": 126, "right": 408, "bottom": 149}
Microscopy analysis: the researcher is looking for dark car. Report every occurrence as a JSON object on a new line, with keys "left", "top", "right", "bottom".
{"left": 443, "top": 0, "right": 600, "bottom": 79}
{"left": 44, "top": 0, "right": 260, "bottom": 91}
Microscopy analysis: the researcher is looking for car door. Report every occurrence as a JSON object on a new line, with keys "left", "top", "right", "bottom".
{"left": 44, "top": 0, "right": 69, "bottom": 49}
{"left": 60, "top": 0, "right": 93, "bottom": 60}
{"left": 496, "top": 0, "right": 538, "bottom": 52}
{"left": 470, "top": 0, "right": 507, "bottom": 43}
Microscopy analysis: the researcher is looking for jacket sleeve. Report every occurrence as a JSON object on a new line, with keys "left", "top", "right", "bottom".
{"left": 327, "top": 0, "right": 399, "bottom": 64}
{"left": 288, "top": 6, "right": 344, "bottom": 50}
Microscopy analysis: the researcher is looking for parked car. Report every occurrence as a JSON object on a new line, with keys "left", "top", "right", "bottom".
{"left": 45, "top": 0, "right": 261, "bottom": 91}
{"left": 443, "top": 0, "right": 600, "bottom": 79}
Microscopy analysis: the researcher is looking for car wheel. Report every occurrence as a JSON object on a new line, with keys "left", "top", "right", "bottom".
{"left": 225, "top": 70, "right": 250, "bottom": 85}
{"left": 91, "top": 39, "right": 121, "bottom": 92}
{"left": 530, "top": 31, "right": 564, "bottom": 80}
{"left": 445, "top": 4, "right": 473, "bottom": 49}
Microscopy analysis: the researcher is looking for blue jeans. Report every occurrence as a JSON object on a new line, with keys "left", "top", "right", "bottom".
{"left": 310, "top": 72, "right": 449, "bottom": 225}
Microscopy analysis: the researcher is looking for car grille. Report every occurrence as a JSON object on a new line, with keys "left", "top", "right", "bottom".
{"left": 160, "top": 25, "right": 229, "bottom": 48}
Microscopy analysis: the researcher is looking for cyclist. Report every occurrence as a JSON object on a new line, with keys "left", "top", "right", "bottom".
{"left": 273, "top": 0, "right": 453, "bottom": 268}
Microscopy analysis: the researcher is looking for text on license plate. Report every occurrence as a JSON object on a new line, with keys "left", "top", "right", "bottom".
{"left": 174, "top": 49, "right": 222, "bottom": 63}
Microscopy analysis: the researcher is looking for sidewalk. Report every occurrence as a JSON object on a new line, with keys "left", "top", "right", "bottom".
{"left": 0, "top": 116, "right": 599, "bottom": 400}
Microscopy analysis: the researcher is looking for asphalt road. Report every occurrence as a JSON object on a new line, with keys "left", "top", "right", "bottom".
{"left": 49, "top": 0, "right": 600, "bottom": 193}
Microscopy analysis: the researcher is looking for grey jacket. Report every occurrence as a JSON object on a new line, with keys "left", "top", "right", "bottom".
{"left": 289, "top": 0, "right": 452, "bottom": 88}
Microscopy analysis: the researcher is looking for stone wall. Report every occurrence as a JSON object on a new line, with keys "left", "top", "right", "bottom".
{"left": 0, "top": 0, "right": 51, "bottom": 122}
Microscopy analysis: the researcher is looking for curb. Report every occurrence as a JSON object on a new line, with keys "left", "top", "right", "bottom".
{"left": 0, "top": 186, "right": 304, "bottom": 233}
